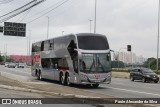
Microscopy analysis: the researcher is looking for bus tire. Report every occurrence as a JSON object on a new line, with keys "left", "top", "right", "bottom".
{"left": 60, "top": 73, "right": 65, "bottom": 85}
{"left": 37, "top": 71, "right": 43, "bottom": 80}
{"left": 66, "top": 73, "right": 71, "bottom": 86}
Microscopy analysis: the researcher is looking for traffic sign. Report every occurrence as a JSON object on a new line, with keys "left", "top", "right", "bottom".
{"left": 3, "top": 22, "right": 26, "bottom": 37}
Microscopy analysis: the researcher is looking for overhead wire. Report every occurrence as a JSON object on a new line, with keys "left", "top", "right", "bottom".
{"left": 15, "top": 8, "right": 32, "bottom": 22}
{"left": 0, "top": 0, "right": 46, "bottom": 23}
{"left": 22, "top": 0, "right": 66, "bottom": 21}
{"left": 0, "top": 0, "right": 14, "bottom": 4}
{"left": 26, "top": 0, "right": 70, "bottom": 24}
{"left": 0, "top": 0, "right": 37, "bottom": 18}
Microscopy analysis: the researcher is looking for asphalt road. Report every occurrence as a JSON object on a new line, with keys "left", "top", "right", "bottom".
{"left": 0, "top": 65, "right": 160, "bottom": 98}
{"left": 0, "top": 88, "right": 109, "bottom": 107}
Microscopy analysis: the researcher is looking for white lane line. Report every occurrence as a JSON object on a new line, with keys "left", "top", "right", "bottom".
{"left": 107, "top": 86, "right": 160, "bottom": 97}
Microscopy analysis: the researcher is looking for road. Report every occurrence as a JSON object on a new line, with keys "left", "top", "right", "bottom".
{"left": 0, "top": 65, "right": 160, "bottom": 98}
{"left": 0, "top": 87, "right": 109, "bottom": 107}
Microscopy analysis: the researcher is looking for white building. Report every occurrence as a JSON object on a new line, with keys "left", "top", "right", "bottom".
{"left": 113, "top": 51, "right": 146, "bottom": 64}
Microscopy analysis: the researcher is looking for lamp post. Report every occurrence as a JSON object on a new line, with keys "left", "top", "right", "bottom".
{"left": 28, "top": 30, "right": 31, "bottom": 56}
{"left": 94, "top": 0, "right": 97, "bottom": 33}
{"left": 157, "top": 0, "right": 160, "bottom": 72}
{"left": 118, "top": 47, "right": 126, "bottom": 69}
{"left": 46, "top": 16, "right": 49, "bottom": 39}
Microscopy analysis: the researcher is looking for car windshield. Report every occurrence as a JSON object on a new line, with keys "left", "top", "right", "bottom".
{"left": 80, "top": 53, "right": 111, "bottom": 73}
{"left": 142, "top": 68, "right": 154, "bottom": 73}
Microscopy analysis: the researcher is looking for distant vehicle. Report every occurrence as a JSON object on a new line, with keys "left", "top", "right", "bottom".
{"left": 31, "top": 33, "right": 112, "bottom": 87}
{"left": 130, "top": 68, "right": 159, "bottom": 83}
{"left": 8, "top": 63, "right": 16, "bottom": 68}
{"left": 17, "top": 63, "right": 25, "bottom": 68}
{"left": 0, "top": 62, "right": 5, "bottom": 65}
{"left": 5, "top": 62, "right": 9, "bottom": 67}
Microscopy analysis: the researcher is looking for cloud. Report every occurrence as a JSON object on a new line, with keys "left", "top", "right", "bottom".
{"left": 0, "top": 0, "right": 159, "bottom": 58}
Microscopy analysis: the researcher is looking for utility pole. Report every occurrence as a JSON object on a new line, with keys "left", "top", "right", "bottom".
{"left": 46, "top": 16, "right": 49, "bottom": 39}
{"left": 29, "top": 30, "right": 31, "bottom": 56}
{"left": 157, "top": 0, "right": 160, "bottom": 72}
{"left": 94, "top": 0, "right": 97, "bottom": 34}
{"left": 27, "top": 37, "right": 28, "bottom": 56}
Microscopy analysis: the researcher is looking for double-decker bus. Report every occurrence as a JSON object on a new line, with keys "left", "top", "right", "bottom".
{"left": 31, "top": 33, "right": 112, "bottom": 87}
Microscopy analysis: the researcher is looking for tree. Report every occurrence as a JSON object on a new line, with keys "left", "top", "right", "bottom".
{"left": 111, "top": 61, "right": 125, "bottom": 68}
{"left": 143, "top": 58, "right": 160, "bottom": 70}
{"left": 0, "top": 55, "right": 3, "bottom": 62}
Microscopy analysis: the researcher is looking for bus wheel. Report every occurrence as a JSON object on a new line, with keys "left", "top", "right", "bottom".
{"left": 60, "top": 74, "right": 65, "bottom": 85}
{"left": 66, "top": 74, "right": 71, "bottom": 86}
{"left": 37, "top": 71, "right": 43, "bottom": 80}
{"left": 92, "top": 84, "right": 99, "bottom": 88}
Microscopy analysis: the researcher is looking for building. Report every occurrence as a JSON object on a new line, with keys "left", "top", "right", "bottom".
{"left": 114, "top": 51, "right": 146, "bottom": 65}
{"left": 10, "top": 55, "right": 31, "bottom": 63}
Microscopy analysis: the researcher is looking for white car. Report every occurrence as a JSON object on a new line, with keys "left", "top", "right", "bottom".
{"left": 4, "top": 62, "right": 9, "bottom": 67}
{"left": 17, "top": 63, "right": 25, "bottom": 68}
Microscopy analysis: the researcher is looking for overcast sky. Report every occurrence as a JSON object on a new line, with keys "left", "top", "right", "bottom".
{"left": 0, "top": 0, "right": 159, "bottom": 58}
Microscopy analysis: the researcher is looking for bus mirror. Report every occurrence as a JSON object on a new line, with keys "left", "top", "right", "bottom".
{"left": 107, "top": 54, "right": 110, "bottom": 61}
{"left": 110, "top": 49, "right": 114, "bottom": 52}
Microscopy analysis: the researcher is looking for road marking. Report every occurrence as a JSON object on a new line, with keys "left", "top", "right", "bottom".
{"left": 107, "top": 86, "right": 160, "bottom": 97}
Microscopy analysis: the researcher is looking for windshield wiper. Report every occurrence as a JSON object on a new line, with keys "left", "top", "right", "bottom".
{"left": 89, "top": 58, "right": 95, "bottom": 73}
{"left": 97, "top": 57, "right": 105, "bottom": 72}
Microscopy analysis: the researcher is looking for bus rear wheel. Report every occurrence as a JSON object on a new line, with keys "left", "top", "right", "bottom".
{"left": 66, "top": 74, "right": 71, "bottom": 86}
{"left": 60, "top": 74, "right": 65, "bottom": 85}
{"left": 37, "top": 71, "right": 43, "bottom": 80}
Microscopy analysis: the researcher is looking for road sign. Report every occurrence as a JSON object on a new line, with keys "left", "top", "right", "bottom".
{"left": 0, "top": 26, "right": 3, "bottom": 33}
{"left": 4, "top": 22, "right": 26, "bottom": 37}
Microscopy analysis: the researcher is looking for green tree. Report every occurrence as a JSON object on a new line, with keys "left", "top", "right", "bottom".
{"left": 111, "top": 61, "right": 125, "bottom": 68}
{"left": 0, "top": 55, "right": 3, "bottom": 62}
{"left": 143, "top": 58, "right": 160, "bottom": 70}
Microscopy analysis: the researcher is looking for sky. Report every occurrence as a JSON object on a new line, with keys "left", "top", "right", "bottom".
{"left": 0, "top": 0, "right": 159, "bottom": 58}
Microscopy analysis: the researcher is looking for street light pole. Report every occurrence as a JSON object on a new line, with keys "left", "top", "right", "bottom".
{"left": 46, "top": 16, "right": 49, "bottom": 39}
{"left": 89, "top": 19, "right": 93, "bottom": 33}
{"left": 27, "top": 37, "right": 28, "bottom": 56}
{"left": 157, "top": 0, "right": 160, "bottom": 72}
{"left": 28, "top": 30, "right": 31, "bottom": 56}
{"left": 94, "top": 0, "right": 97, "bottom": 34}
{"left": 118, "top": 47, "right": 126, "bottom": 69}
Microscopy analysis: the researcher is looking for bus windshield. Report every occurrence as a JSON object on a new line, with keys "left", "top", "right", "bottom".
{"left": 80, "top": 53, "right": 111, "bottom": 73}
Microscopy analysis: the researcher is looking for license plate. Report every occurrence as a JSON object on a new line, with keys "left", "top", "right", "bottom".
{"left": 94, "top": 80, "right": 100, "bottom": 83}
{"left": 153, "top": 78, "right": 157, "bottom": 80}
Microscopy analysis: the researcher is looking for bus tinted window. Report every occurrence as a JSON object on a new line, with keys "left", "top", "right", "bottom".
{"left": 77, "top": 35, "right": 109, "bottom": 50}
{"left": 41, "top": 58, "right": 68, "bottom": 69}
{"left": 32, "top": 42, "right": 41, "bottom": 52}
